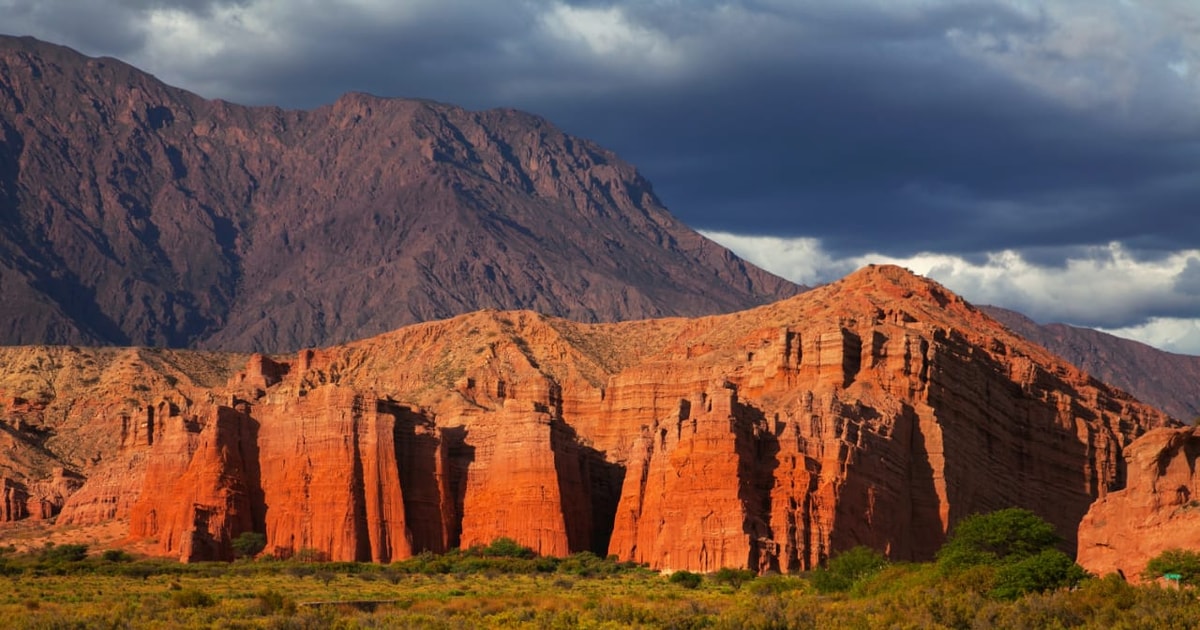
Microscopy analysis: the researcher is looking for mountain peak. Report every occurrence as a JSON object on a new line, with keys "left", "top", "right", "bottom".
{"left": 0, "top": 35, "right": 800, "bottom": 351}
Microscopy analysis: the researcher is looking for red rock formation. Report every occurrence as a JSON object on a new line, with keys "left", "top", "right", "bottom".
{"left": 1077, "top": 426, "right": 1200, "bottom": 581}
{"left": 2, "top": 478, "right": 28, "bottom": 521}
{"left": 129, "top": 406, "right": 260, "bottom": 561}
{"left": 0, "top": 266, "right": 1174, "bottom": 569}
{"left": 249, "top": 386, "right": 461, "bottom": 562}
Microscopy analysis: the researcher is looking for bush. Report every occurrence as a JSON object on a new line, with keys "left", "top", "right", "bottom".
{"left": 254, "top": 588, "right": 296, "bottom": 615}
{"left": 40, "top": 543, "right": 88, "bottom": 563}
{"left": 484, "top": 537, "right": 535, "bottom": 559}
{"left": 750, "top": 574, "right": 806, "bottom": 596}
{"left": 171, "top": 588, "right": 214, "bottom": 608}
{"left": 935, "top": 508, "right": 1088, "bottom": 600}
{"left": 669, "top": 570, "right": 703, "bottom": 589}
{"left": 101, "top": 549, "right": 133, "bottom": 562}
{"left": 231, "top": 532, "right": 267, "bottom": 559}
{"left": 812, "top": 546, "right": 888, "bottom": 593}
{"left": 713, "top": 567, "right": 755, "bottom": 589}
{"left": 991, "top": 549, "right": 1089, "bottom": 600}
{"left": 1142, "top": 548, "right": 1200, "bottom": 585}
{"left": 937, "top": 508, "right": 1060, "bottom": 572}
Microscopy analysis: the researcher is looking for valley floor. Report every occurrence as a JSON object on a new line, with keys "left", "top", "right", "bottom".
{"left": 2, "top": 553, "right": 1198, "bottom": 629}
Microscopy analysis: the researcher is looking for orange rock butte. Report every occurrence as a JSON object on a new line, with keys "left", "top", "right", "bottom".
{"left": 0, "top": 266, "right": 1173, "bottom": 569}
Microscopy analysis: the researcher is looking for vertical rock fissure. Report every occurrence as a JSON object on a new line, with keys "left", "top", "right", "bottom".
{"left": 349, "top": 403, "right": 371, "bottom": 562}
{"left": 441, "top": 425, "right": 472, "bottom": 550}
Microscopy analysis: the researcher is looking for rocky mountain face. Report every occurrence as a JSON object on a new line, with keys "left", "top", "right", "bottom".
{"left": 0, "top": 266, "right": 1171, "bottom": 570}
{"left": 982, "top": 306, "right": 1200, "bottom": 421}
{"left": 1077, "top": 425, "right": 1200, "bottom": 581}
{"left": 0, "top": 35, "right": 797, "bottom": 352}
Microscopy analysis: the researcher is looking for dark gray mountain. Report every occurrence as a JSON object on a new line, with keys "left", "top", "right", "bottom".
{"left": 0, "top": 35, "right": 800, "bottom": 352}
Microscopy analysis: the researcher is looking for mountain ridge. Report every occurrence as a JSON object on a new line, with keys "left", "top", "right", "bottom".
{"left": 982, "top": 306, "right": 1200, "bottom": 420}
{"left": 0, "top": 35, "right": 799, "bottom": 352}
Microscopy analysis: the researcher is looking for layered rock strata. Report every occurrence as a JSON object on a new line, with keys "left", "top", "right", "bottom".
{"left": 0, "top": 266, "right": 1173, "bottom": 568}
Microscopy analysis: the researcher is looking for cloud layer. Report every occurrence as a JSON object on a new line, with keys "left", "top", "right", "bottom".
{"left": 703, "top": 231, "right": 1200, "bottom": 354}
{"left": 2, "top": 0, "right": 1197, "bottom": 352}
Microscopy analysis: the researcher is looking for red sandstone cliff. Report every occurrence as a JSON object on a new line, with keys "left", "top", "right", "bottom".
{"left": 1077, "top": 426, "right": 1200, "bottom": 581}
{"left": 0, "top": 266, "right": 1173, "bottom": 568}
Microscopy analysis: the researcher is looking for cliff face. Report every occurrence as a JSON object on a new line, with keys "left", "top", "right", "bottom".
{"left": 0, "top": 266, "right": 1173, "bottom": 568}
{"left": 1077, "top": 426, "right": 1200, "bottom": 581}
{"left": 0, "top": 35, "right": 798, "bottom": 352}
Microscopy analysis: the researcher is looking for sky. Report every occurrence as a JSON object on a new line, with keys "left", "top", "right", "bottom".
{"left": 3, "top": 0, "right": 1200, "bottom": 354}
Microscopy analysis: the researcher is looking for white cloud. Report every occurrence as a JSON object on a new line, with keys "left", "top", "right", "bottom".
{"left": 538, "top": 2, "right": 680, "bottom": 68}
{"left": 945, "top": 0, "right": 1200, "bottom": 128}
{"left": 702, "top": 230, "right": 1200, "bottom": 355}
{"left": 1101, "top": 318, "right": 1200, "bottom": 355}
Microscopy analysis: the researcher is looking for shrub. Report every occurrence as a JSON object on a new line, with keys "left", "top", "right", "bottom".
{"left": 231, "top": 532, "right": 267, "bottom": 559}
{"left": 669, "top": 570, "right": 703, "bottom": 589}
{"left": 255, "top": 588, "right": 296, "bottom": 615}
{"left": 937, "top": 508, "right": 1060, "bottom": 571}
{"left": 101, "top": 549, "right": 133, "bottom": 562}
{"left": 751, "top": 574, "right": 806, "bottom": 596}
{"left": 171, "top": 588, "right": 214, "bottom": 608}
{"left": 713, "top": 566, "right": 755, "bottom": 589}
{"left": 991, "top": 549, "right": 1089, "bottom": 600}
{"left": 381, "top": 568, "right": 403, "bottom": 584}
{"left": 40, "top": 543, "right": 88, "bottom": 563}
{"left": 936, "top": 508, "right": 1088, "bottom": 599}
{"left": 812, "top": 546, "right": 888, "bottom": 593}
{"left": 1142, "top": 548, "right": 1200, "bottom": 585}
{"left": 484, "top": 537, "right": 535, "bottom": 559}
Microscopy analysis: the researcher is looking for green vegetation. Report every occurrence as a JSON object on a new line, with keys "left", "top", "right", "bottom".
{"left": 230, "top": 532, "right": 267, "bottom": 559}
{"left": 668, "top": 569, "right": 702, "bottom": 589}
{"left": 937, "top": 508, "right": 1060, "bottom": 570}
{"left": 0, "top": 517, "right": 1197, "bottom": 628}
{"left": 1143, "top": 548, "right": 1200, "bottom": 584}
{"left": 39, "top": 543, "right": 89, "bottom": 563}
{"left": 936, "top": 508, "right": 1087, "bottom": 600}
{"left": 811, "top": 545, "right": 888, "bottom": 593}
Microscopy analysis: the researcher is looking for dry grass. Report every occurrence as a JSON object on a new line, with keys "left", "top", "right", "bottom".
{"left": 1, "top": 552, "right": 1199, "bottom": 629}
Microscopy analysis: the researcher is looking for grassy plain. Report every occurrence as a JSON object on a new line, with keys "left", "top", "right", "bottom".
{"left": 2, "top": 547, "right": 1200, "bottom": 629}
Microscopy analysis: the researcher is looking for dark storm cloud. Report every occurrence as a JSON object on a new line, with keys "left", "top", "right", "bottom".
{"left": 3, "top": 0, "right": 1200, "bottom": 345}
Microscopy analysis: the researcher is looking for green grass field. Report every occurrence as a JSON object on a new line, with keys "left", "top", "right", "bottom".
{"left": 3, "top": 545, "right": 1200, "bottom": 629}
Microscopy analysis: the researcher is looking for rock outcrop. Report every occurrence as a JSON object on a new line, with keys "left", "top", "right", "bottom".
{"left": 1077, "top": 426, "right": 1200, "bottom": 581}
{"left": 0, "top": 35, "right": 798, "bottom": 353}
{"left": 0, "top": 266, "right": 1174, "bottom": 568}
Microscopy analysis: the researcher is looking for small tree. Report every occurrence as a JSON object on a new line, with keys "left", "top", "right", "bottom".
{"left": 231, "top": 532, "right": 267, "bottom": 559}
{"left": 992, "top": 548, "right": 1089, "bottom": 600}
{"left": 936, "top": 508, "right": 1088, "bottom": 599}
{"left": 712, "top": 567, "right": 755, "bottom": 589}
{"left": 937, "top": 508, "right": 1060, "bottom": 571}
{"left": 669, "top": 570, "right": 702, "bottom": 589}
{"left": 812, "top": 546, "right": 888, "bottom": 593}
{"left": 1142, "top": 548, "right": 1200, "bottom": 585}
